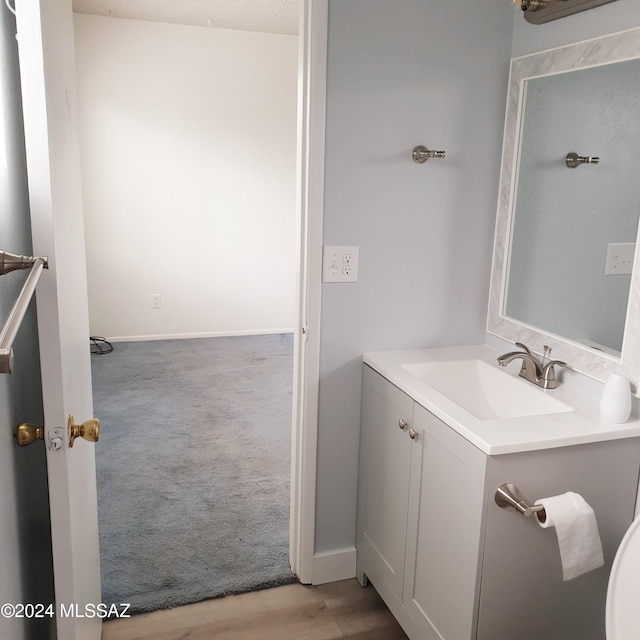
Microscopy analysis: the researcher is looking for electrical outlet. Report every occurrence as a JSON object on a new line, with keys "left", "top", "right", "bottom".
{"left": 323, "top": 246, "right": 359, "bottom": 283}
{"left": 605, "top": 243, "right": 635, "bottom": 275}
{"left": 152, "top": 293, "right": 162, "bottom": 309}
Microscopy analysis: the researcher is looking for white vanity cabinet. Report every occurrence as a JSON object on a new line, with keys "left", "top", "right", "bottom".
{"left": 357, "top": 365, "right": 487, "bottom": 640}
{"left": 356, "top": 363, "right": 414, "bottom": 604}
{"left": 402, "top": 401, "right": 487, "bottom": 640}
{"left": 357, "top": 363, "right": 640, "bottom": 640}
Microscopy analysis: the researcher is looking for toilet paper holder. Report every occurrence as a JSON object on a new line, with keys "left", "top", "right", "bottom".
{"left": 495, "top": 483, "right": 547, "bottom": 521}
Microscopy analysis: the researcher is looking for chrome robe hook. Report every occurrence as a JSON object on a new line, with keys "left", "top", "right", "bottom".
{"left": 566, "top": 152, "right": 600, "bottom": 168}
{"left": 412, "top": 145, "right": 446, "bottom": 164}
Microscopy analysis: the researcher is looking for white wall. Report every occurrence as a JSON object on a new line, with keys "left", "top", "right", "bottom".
{"left": 0, "top": 8, "right": 54, "bottom": 640}
{"left": 314, "top": 0, "right": 514, "bottom": 554}
{"left": 74, "top": 15, "right": 298, "bottom": 341}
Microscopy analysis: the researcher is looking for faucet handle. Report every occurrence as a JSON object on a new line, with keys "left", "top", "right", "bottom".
{"left": 542, "top": 360, "right": 567, "bottom": 387}
{"left": 543, "top": 359, "right": 566, "bottom": 373}
{"left": 515, "top": 341, "right": 532, "bottom": 355}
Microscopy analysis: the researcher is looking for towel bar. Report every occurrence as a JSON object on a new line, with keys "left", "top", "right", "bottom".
{"left": 0, "top": 250, "right": 48, "bottom": 374}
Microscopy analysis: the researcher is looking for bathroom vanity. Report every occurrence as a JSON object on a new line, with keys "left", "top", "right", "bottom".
{"left": 356, "top": 346, "right": 640, "bottom": 640}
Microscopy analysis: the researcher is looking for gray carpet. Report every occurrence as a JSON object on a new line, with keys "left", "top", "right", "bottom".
{"left": 91, "top": 333, "right": 296, "bottom": 613}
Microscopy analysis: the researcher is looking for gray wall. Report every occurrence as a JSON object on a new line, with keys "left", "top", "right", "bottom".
{"left": 315, "top": 0, "right": 514, "bottom": 553}
{"left": 0, "top": 8, "right": 54, "bottom": 640}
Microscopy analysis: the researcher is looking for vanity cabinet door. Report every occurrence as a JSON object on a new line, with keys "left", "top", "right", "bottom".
{"left": 356, "top": 366, "right": 415, "bottom": 604}
{"left": 402, "top": 404, "right": 487, "bottom": 640}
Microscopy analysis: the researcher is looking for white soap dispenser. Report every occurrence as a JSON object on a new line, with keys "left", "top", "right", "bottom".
{"left": 600, "top": 373, "right": 632, "bottom": 424}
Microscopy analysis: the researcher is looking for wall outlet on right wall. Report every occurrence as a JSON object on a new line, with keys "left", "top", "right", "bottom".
{"left": 605, "top": 243, "right": 635, "bottom": 276}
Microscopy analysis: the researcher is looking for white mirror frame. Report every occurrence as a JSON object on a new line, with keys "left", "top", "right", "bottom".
{"left": 487, "top": 27, "right": 640, "bottom": 393}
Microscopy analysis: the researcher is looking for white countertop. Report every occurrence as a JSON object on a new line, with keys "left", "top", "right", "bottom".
{"left": 363, "top": 345, "right": 640, "bottom": 455}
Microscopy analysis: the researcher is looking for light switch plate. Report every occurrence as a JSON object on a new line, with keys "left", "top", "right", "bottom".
{"left": 323, "top": 245, "right": 359, "bottom": 283}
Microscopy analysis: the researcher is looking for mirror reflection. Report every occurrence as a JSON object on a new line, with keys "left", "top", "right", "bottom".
{"left": 504, "top": 58, "right": 640, "bottom": 355}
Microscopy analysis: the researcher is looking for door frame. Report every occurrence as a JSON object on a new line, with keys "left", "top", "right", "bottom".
{"left": 289, "top": 0, "right": 328, "bottom": 584}
{"left": 15, "top": 0, "right": 327, "bottom": 619}
{"left": 19, "top": 0, "right": 328, "bottom": 598}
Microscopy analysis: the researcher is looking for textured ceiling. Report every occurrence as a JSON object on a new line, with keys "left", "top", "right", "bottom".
{"left": 72, "top": 0, "right": 299, "bottom": 35}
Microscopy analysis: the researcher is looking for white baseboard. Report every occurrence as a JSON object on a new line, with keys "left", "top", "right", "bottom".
{"left": 102, "top": 329, "right": 295, "bottom": 343}
{"left": 311, "top": 546, "right": 357, "bottom": 585}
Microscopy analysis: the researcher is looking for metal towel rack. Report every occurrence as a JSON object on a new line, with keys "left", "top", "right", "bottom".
{"left": 495, "top": 483, "right": 546, "bottom": 522}
{"left": 0, "top": 250, "right": 48, "bottom": 374}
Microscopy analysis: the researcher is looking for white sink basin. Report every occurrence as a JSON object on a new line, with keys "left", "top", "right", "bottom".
{"left": 402, "top": 359, "right": 573, "bottom": 421}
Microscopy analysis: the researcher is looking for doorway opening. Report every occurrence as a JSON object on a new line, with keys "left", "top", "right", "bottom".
{"left": 73, "top": 4, "right": 302, "bottom": 612}
{"left": 14, "top": 0, "right": 324, "bottom": 631}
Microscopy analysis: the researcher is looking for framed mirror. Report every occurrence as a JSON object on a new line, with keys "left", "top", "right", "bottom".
{"left": 487, "top": 27, "right": 640, "bottom": 392}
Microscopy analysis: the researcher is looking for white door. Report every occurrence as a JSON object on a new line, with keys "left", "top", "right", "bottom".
{"left": 15, "top": 2, "right": 101, "bottom": 639}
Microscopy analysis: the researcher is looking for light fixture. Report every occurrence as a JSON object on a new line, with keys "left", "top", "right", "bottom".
{"left": 512, "top": 0, "right": 618, "bottom": 24}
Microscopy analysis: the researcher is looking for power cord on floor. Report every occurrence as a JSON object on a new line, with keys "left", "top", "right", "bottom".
{"left": 90, "top": 336, "right": 113, "bottom": 355}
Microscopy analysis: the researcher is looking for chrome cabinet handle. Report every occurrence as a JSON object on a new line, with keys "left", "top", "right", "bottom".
{"left": 409, "top": 429, "right": 418, "bottom": 440}
{"left": 398, "top": 419, "right": 408, "bottom": 430}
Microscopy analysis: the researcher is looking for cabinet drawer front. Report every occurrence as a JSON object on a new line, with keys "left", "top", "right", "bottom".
{"left": 357, "top": 366, "right": 414, "bottom": 602}
{"left": 403, "top": 403, "right": 486, "bottom": 640}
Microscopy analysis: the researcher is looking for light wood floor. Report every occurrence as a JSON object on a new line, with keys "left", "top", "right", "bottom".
{"left": 101, "top": 579, "right": 409, "bottom": 640}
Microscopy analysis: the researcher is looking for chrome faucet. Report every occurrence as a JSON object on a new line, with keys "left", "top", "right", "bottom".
{"left": 497, "top": 342, "right": 566, "bottom": 390}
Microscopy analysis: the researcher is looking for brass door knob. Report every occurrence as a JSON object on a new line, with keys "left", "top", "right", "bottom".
{"left": 68, "top": 415, "right": 100, "bottom": 448}
{"left": 15, "top": 423, "right": 44, "bottom": 447}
